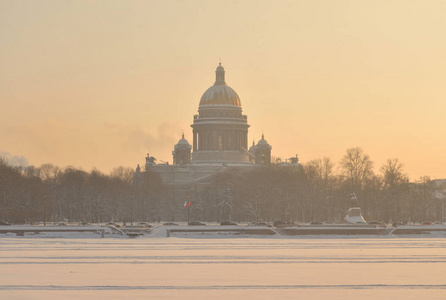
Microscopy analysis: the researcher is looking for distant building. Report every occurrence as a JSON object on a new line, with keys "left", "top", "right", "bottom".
{"left": 135, "top": 63, "right": 298, "bottom": 191}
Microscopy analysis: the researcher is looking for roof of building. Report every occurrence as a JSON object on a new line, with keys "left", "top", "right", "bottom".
{"left": 256, "top": 134, "right": 271, "bottom": 148}
{"left": 174, "top": 133, "right": 191, "bottom": 149}
{"left": 199, "top": 64, "right": 241, "bottom": 107}
{"left": 248, "top": 140, "right": 256, "bottom": 153}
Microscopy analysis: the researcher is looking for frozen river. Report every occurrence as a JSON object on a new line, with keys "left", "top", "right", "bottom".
{"left": 1, "top": 237, "right": 446, "bottom": 299}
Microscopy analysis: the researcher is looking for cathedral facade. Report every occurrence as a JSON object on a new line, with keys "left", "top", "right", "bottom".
{"left": 136, "top": 63, "right": 279, "bottom": 189}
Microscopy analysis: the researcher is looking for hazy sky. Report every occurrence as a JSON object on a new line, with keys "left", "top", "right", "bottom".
{"left": 1, "top": 0, "right": 445, "bottom": 179}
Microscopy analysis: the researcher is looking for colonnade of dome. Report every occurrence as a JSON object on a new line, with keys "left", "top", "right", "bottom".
{"left": 190, "top": 64, "right": 251, "bottom": 163}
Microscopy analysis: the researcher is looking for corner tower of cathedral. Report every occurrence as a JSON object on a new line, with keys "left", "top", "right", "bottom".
{"left": 191, "top": 64, "right": 250, "bottom": 163}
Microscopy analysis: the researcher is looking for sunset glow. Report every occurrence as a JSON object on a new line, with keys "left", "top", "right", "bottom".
{"left": 1, "top": 0, "right": 445, "bottom": 179}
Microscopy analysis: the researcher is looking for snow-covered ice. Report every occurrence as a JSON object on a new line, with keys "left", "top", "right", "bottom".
{"left": 1, "top": 237, "right": 446, "bottom": 299}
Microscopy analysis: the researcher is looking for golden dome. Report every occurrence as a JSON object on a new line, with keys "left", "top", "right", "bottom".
{"left": 199, "top": 64, "right": 241, "bottom": 107}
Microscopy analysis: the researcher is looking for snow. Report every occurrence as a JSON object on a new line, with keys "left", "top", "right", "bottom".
{"left": 0, "top": 225, "right": 121, "bottom": 239}
{"left": 1, "top": 237, "right": 446, "bottom": 299}
{"left": 344, "top": 207, "right": 367, "bottom": 223}
{"left": 2, "top": 223, "right": 446, "bottom": 239}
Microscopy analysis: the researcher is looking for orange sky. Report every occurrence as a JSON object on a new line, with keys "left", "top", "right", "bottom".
{"left": 1, "top": 0, "right": 445, "bottom": 179}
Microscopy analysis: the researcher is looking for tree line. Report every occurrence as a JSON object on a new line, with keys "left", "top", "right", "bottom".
{"left": 1, "top": 147, "right": 445, "bottom": 224}
{"left": 191, "top": 147, "right": 445, "bottom": 224}
{"left": 0, "top": 160, "right": 171, "bottom": 224}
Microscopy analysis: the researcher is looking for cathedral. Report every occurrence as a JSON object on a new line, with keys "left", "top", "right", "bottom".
{"left": 135, "top": 63, "right": 297, "bottom": 190}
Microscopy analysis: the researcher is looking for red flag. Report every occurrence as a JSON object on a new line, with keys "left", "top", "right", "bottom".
{"left": 186, "top": 201, "right": 191, "bottom": 207}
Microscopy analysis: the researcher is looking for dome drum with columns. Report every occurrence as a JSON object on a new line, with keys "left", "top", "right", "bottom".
{"left": 254, "top": 134, "right": 272, "bottom": 164}
{"left": 191, "top": 63, "right": 250, "bottom": 163}
{"left": 172, "top": 133, "right": 192, "bottom": 165}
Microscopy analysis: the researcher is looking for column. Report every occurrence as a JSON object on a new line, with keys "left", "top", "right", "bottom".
{"left": 193, "top": 131, "right": 197, "bottom": 152}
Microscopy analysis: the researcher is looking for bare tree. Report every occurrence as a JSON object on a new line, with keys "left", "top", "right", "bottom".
{"left": 339, "top": 147, "right": 374, "bottom": 192}
{"left": 409, "top": 176, "right": 437, "bottom": 223}
{"left": 304, "top": 157, "right": 337, "bottom": 221}
{"left": 379, "top": 158, "right": 409, "bottom": 222}
{"left": 381, "top": 158, "right": 407, "bottom": 187}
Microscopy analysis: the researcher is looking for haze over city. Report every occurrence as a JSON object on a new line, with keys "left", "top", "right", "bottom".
{"left": 1, "top": 0, "right": 445, "bottom": 179}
